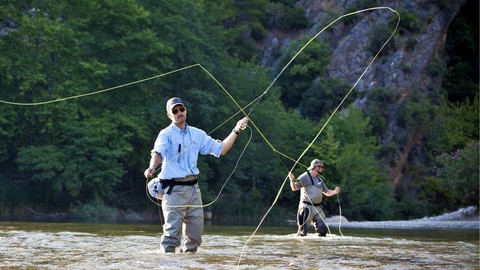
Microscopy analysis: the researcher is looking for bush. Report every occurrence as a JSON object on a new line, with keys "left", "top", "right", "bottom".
{"left": 417, "top": 176, "right": 451, "bottom": 214}
{"left": 266, "top": 4, "right": 308, "bottom": 31}
{"left": 435, "top": 142, "right": 479, "bottom": 209}
{"left": 392, "top": 10, "right": 423, "bottom": 34}
{"left": 69, "top": 198, "right": 119, "bottom": 220}
{"left": 405, "top": 37, "right": 418, "bottom": 51}
{"left": 299, "top": 78, "right": 352, "bottom": 121}
{"left": 276, "top": 37, "right": 331, "bottom": 110}
{"left": 344, "top": 0, "right": 380, "bottom": 25}
{"left": 368, "top": 23, "right": 396, "bottom": 54}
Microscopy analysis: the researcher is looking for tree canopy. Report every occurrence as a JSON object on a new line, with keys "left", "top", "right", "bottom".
{"left": 0, "top": 0, "right": 477, "bottom": 223}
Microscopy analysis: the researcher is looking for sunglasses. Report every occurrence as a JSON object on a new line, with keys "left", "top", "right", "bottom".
{"left": 172, "top": 107, "right": 186, "bottom": 114}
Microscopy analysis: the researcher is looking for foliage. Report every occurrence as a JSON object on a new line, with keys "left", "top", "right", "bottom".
{"left": 0, "top": 0, "right": 477, "bottom": 224}
{"left": 0, "top": 106, "right": 16, "bottom": 162}
{"left": 203, "top": 0, "right": 270, "bottom": 62}
{"left": 203, "top": 0, "right": 308, "bottom": 62}
{"left": 427, "top": 95, "right": 479, "bottom": 155}
{"left": 343, "top": 0, "right": 381, "bottom": 25}
{"left": 368, "top": 23, "right": 396, "bottom": 54}
{"left": 362, "top": 86, "right": 396, "bottom": 137}
{"left": 15, "top": 115, "right": 135, "bottom": 206}
{"left": 435, "top": 142, "right": 479, "bottom": 208}
{"left": 405, "top": 37, "right": 418, "bottom": 51}
{"left": 390, "top": 9, "right": 423, "bottom": 34}
{"left": 396, "top": 91, "right": 435, "bottom": 134}
{"left": 0, "top": 0, "right": 186, "bottom": 212}
{"left": 0, "top": 176, "right": 27, "bottom": 213}
{"left": 276, "top": 37, "right": 331, "bottom": 110}
{"left": 299, "top": 78, "right": 352, "bottom": 121}
{"left": 443, "top": 0, "right": 479, "bottom": 103}
{"left": 311, "top": 106, "right": 394, "bottom": 220}
{"left": 417, "top": 176, "right": 451, "bottom": 215}
{"left": 265, "top": 1, "right": 308, "bottom": 31}
{"left": 393, "top": 186, "right": 428, "bottom": 220}
{"left": 443, "top": 62, "right": 479, "bottom": 103}
{"left": 69, "top": 198, "right": 119, "bottom": 220}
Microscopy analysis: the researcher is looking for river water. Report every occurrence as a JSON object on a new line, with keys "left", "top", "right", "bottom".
{"left": 0, "top": 221, "right": 478, "bottom": 269}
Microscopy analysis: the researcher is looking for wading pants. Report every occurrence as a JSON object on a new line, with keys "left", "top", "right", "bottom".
{"left": 161, "top": 184, "right": 203, "bottom": 252}
{"left": 297, "top": 203, "right": 327, "bottom": 236}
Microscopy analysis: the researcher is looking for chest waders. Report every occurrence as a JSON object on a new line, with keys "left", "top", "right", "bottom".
{"left": 297, "top": 172, "right": 327, "bottom": 237}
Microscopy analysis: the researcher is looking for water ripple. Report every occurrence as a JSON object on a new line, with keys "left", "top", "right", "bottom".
{"left": 0, "top": 223, "right": 478, "bottom": 269}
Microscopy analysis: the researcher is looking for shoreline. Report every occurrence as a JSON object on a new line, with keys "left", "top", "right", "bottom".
{"left": 324, "top": 206, "right": 479, "bottom": 230}
{"left": 327, "top": 219, "right": 479, "bottom": 230}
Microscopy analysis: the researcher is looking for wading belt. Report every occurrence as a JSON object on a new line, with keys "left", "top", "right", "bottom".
{"left": 160, "top": 175, "right": 198, "bottom": 195}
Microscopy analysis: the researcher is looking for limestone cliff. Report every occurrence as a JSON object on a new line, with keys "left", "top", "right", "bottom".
{"left": 259, "top": 0, "right": 468, "bottom": 186}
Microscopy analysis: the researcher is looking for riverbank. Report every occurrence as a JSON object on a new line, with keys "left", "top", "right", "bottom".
{"left": 9, "top": 205, "right": 480, "bottom": 230}
{"left": 326, "top": 206, "right": 479, "bottom": 230}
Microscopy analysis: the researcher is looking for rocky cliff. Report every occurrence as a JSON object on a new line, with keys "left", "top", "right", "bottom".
{"left": 260, "top": 0, "right": 468, "bottom": 186}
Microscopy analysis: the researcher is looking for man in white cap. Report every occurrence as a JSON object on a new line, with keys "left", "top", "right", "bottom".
{"left": 288, "top": 159, "right": 340, "bottom": 236}
{"left": 144, "top": 97, "right": 248, "bottom": 253}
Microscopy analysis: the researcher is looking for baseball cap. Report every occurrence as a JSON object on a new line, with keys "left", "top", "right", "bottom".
{"left": 307, "top": 159, "right": 324, "bottom": 170}
{"left": 166, "top": 97, "right": 185, "bottom": 113}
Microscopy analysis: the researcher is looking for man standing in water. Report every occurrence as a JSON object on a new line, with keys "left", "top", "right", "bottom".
{"left": 288, "top": 159, "right": 341, "bottom": 237}
{"left": 144, "top": 97, "right": 249, "bottom": 253}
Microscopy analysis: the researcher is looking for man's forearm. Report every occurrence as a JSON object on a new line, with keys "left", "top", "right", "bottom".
{"left": 149, "top": 152, "right": 162, "bottom": 169}
{"left": 221, "top": 130, "right": 238, "bottom": 155}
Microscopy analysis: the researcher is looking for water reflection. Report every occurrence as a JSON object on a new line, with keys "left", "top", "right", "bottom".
{"left": 0, "top": 222, "right": 478, "bottom": 269}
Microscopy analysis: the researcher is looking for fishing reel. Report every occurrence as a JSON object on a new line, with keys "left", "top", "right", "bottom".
{"left": 147, "top": 177, "right": 164, "bottom": 200}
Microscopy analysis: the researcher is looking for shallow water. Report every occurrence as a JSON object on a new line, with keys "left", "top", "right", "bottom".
{"left": 0, "top": 222, "right": 478, "bottom": 269}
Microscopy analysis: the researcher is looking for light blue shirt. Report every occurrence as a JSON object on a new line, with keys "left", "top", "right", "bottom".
{"left": 152, "top": 123, "right": 222, "bottom": 179}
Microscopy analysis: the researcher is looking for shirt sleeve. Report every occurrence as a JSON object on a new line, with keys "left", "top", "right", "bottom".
{"left": 197, "top": 129, "right": 222, "bottom": 157}
{"left": 297, "top": 172, "right": 311, "bottom": 187}
{"left": 321, "top": 181, "right": 329, "bottom": 193}
{"left": 151, "top": 129, "right": 168, "bottom": 158}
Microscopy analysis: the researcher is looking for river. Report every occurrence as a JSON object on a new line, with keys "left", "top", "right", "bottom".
{"left": 0, "top": 220, "right": 478, "bottom": 269}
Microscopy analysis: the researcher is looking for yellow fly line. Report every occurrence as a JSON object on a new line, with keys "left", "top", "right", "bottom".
{"left": 1, "top": 5, "right": 400, "bottom": 266}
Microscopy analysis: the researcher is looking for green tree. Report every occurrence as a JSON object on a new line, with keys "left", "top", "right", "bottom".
{"left": 204, "top": 0, "right": 270, "bottom": 61}
{"left": 320, "top": 106, "right": 394, "bottom": 220}
{"left": 444, "top": 0, "right": 479, "bottom": 103}
{"left": 435, "top": 142, "right": 479, "bottom": 209}
{"left": 0, "top": 0, "right": 174, "bottom": 214}
{"left": 265, "top": 1, "right": 308, "bottom": 31}
{"left": 276, "top": 37, "right": 331, "bottom": 110}
{"left": 362, "top": 86, "right": 396, "bottom": 137}
{"left": 428, "top": 96, "right": 479, "bottom": 155}
{"left": 16, "top": 115, "right": 132, "bottom": 206}
{"left": 299, "top": 78, "right": 352, "bottom": 121}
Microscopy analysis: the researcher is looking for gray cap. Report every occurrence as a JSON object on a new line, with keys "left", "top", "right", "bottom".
{"left": 166, "top": 97, "right": 185, "bottom": 113}
{"left": 307, "top": 159, "right": 324, "bottom": 170}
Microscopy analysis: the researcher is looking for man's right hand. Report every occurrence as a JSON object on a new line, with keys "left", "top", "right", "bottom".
{"left": 288, "top": 172, "right": 296, "bottom": 182}
{"left": 144, "top": 167, "right": 154, "bottom": 179}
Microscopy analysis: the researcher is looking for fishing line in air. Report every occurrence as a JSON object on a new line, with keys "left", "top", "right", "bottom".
{"left": 236, "top": 6, "right": 400, "bottom": 267}
{"left": 0, "top": 5, "right": 399, "bottom": 265}
{"left": 0, "top": 60, "right": 257, "bottom": 212}
{"left": 0, "top": 64, "right": 199, "bottom": 106}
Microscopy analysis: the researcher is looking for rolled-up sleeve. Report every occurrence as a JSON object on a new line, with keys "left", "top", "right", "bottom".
{"left": 151, "top": 130, "right": 168, "bottom": 158}
{"left": 197, "top": 129, "right": 222, "bottom": 157}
